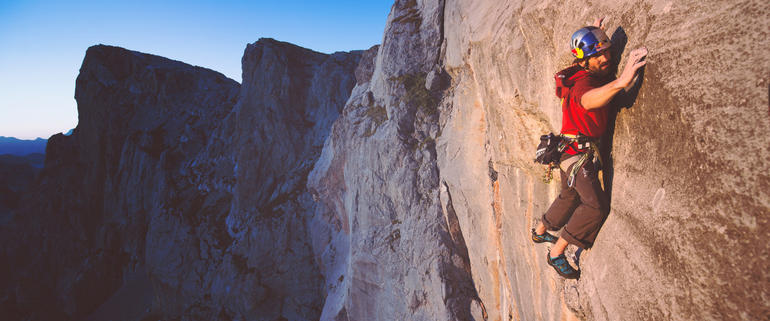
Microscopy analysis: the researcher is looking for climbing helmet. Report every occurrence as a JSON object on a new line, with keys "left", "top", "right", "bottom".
{"left": 570, "top": 26, "right": 611, "bottom": 59}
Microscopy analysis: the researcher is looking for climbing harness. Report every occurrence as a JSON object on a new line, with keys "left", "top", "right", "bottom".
{"left": 534, "top": 133, "right": 601, "bottom": 185}
{"left": 562, "top": 134, "right": 601, "bottom": 188}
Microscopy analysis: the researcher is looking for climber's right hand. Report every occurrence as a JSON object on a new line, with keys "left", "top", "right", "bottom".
{"left": 619, "top": 47, "right": 648, "bottom": 87}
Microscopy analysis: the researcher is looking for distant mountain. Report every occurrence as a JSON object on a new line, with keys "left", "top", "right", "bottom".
{"left": 0, "top": 136, "right": 47, "bottom": 155}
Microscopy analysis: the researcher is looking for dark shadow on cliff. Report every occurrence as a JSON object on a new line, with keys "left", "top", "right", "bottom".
{"left": 441, "top": 182, "right": 487, "bottom": 320}
{"left": 602, "top": 26, "right": 645, "bottom": 205}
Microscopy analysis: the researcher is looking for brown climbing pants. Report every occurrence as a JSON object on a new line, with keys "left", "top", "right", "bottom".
{"left": 541, "top": 152, "right": 609, "bottom": 249}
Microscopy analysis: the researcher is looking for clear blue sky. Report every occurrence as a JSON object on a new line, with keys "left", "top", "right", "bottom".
{"left": 0, "top": 0, "right": 393, "bottom": 139}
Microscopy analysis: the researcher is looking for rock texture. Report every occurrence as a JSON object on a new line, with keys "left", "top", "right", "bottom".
{"left": 3, "top": 0, "right": 769, "bottom": 320}
{"left": 435, "top": 1, "right": 769, "bottom": 320}
{"left": 309, "top": 2, "right": 474, "bottom": 321}
{"left": 307, "top": 0, "right": 484, "bottom": 320}
{"left": 219, "top": 39, "right": 361, "bottom": 320}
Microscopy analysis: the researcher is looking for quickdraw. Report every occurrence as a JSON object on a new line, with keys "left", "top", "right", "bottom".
{"left": 542, "top": 162, "right": 557, "bottom": 184}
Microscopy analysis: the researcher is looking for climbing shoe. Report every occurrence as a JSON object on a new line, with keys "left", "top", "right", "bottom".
{"left": 531, "top": 229, "right": 557, "bottom": 244}
{"left": 547, "top": 252, "right": 580, "bottom": 279}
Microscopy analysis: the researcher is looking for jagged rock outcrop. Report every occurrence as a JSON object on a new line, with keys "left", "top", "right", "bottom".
{"left": 1, "top": 40, "right": 362, "bottom": 320}
{"left": 307, "top": 0, "right": 484, "bottom": 320}
{"left": 1, "top": 44, "right": 241, "bottom": 320}
{"left": 215, "top": 39, "right": 361, "bottom": 320}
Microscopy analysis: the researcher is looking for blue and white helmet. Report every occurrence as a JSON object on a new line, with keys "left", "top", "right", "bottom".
{"left": 570, "top": 26, "right": 611, "bottom": 59}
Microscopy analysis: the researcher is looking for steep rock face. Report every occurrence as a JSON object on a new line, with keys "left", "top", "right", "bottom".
{"left": 0, "top": 45, "right": 241, "bottom": 320}
{"left": 1, "top": 40, "right": 362, "bottom": 320}
{"left": 311, "top": 0, "right": 769, "bottom": 320}
{"left": 132, "top": 39, "right": 363, "bottom": 320}
{"left": 308, "top": 0, "right": 485, "bottom": 320}
{"left": 438, "top": 0, "right": 769, "bottom": 320}
{"left": 213, "top": 39, "right": 362, "bottom": 320}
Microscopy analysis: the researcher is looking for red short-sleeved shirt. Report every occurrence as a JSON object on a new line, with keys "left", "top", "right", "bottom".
{"left": 555, "top": 68, "right": 612, "bottom": 155}
{"left": 560, "top": 69, "right": 611, "bottom": 138}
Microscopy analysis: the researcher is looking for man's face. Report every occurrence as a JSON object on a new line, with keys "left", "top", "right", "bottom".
{"left": 584, "top": 50, "right": 611, "bottom": 75}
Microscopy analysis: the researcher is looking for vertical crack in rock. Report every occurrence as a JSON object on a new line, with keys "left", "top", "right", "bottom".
{"left": 441, "top": 181, "right": 488, "bottom": 321}
{"left": 489, "top": 160, "right": 521, "bottom": 321}
{"left": 436, "top": 0, "right": 447, "bottom": 68}
{"left": 488, "top": 160, "right": 499, "bottom": 183}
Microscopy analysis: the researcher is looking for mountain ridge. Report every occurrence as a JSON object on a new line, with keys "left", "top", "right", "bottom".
{"left": 0, "top": 136, "right": 47, "bottom": 156}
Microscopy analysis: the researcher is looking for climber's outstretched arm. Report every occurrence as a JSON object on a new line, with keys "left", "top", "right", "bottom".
{"left": 581, "top": 47, "right": 648, "bottom": 110}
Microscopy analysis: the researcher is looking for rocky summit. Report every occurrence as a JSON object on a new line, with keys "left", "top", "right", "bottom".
{"left": 1, "top": 0, "right": 768, "bottom": 320}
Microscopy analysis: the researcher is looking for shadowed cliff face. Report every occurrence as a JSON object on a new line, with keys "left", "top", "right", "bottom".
{"left": 2, "top": 0, "right": 768, "bottom": 320}
{"left": 215, "top": 40, "right": 362, "bottom": 320}
{"left": 0, "top": 41, "right": 361, "bottom": 320}
{"left": 0, "top": 45, "right": 241, "bottom": 320}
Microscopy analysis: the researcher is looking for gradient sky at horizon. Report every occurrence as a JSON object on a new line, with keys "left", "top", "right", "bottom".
{"left": 0, "top": 0, "right": 393, "bottom": 139}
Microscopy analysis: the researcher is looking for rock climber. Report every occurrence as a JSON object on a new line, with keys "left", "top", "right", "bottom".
{"left": 531, "top": 18, "right": 648, "bottom": 279}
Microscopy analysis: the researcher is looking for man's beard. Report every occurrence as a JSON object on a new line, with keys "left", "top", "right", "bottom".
{"left": 589, "top": 62, "right": 611, "bottom": 76}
